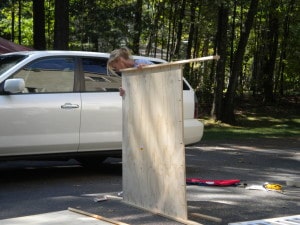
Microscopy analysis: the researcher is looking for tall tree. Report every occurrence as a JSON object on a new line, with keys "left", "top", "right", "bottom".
{"left": 145, "top": 1, "right": 163, "bottom": 57}
{"left": 229, "top": 0, "right": 237, "bottom": 72}
{"left": 53, "top": 0, "right": 69, "bottom": 50}
{"left": 222, "top": 0, "right": 259, "bottom": 124}
{"left": 185, "top": 0, "right": 196, "bottom": 60}
{"left": 132, "top": 0, "right": 143, "bottom": 54}
{"left": 211, "top": 3, "right": 229, "bottom": 121}
{"left": 33, "top": 0, "right": 45, "bottom": 50}
{"left": 11, "top": 0, "right": 15, "bottom": 41}
{"left": 183, "top": 0, "right": 196, "bottom": 84}
{"left": 276, "top": 0, "right": 296, "bottom": 95}
{"left": 173, "top": 0, "right": 186, "bottom": 59}
{"left": 17, "top": 0, "right": 21, "bottom": 44}
{"left": 261, "top": 0, "right": 279, "bottom": 103}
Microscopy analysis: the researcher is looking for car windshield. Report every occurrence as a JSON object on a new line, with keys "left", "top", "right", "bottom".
{"left": 0, "top": 55, "right": 27, "bottom": 76}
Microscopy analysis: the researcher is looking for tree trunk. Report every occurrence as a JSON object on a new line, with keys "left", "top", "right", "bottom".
{"left": 146, "top": 2, "right": 161, "bottom": 57}
{"left": 262, "top": 0, "right": 279, "bottom": 103}
{"left": 132, "top": 0, "right": 143, "bottom": 54}
{"left": 275, "top": 0, "right": 295, "bottom": 96}
{"left": 11, "top": 0, "right": 15, "bottom": 41}
{"left": 185, "top": 0, "right": 196, "bottom": 60}
{"left": 211, "top": 3, "right": 228, "bottom": 121}
{"left": 173, "top": 0, "right": 186, "bottom": 59}
{"left": 183, "top": 0, "right": 196, "bottom": 83}
{"left": 33, "top": 0, "right": 46, "bottom": 50}
{"left": 222, "top": 0, "right": 259, "bottom": 124}
{"left": 229, "top": 0, "right": 237, "bottom": 72}
{"left": 53, "top": 0, "right": 69, "bottom": 50}
{"left": 169, "top": 1, "right": 180, "bottom": 60}
{"left": 18, "top": 0, "right": 21, "bottom": 44}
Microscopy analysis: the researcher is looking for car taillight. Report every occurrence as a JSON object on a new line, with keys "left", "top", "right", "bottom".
{"left": 194, "top": 94, "right": 199, "bottom": 119}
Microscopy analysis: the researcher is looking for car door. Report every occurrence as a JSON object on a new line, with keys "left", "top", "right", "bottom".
{"left": 0, "top": 56, "right": 81, "bottom": 156}
{"left": 78, "top": 57, "right": 122, "bottom": 152}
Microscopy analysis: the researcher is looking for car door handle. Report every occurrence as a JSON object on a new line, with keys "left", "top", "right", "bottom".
{"left": 61, "top": 103, "right": 80, "bottom": 109}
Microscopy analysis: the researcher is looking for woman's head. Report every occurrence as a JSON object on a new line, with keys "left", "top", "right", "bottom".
{"left": 107, "top": 47, "right": 134, "bottom": 74}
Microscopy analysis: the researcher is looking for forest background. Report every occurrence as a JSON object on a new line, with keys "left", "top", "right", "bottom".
{"left": 0, "top": 0, "right": 299, "bottom": 125}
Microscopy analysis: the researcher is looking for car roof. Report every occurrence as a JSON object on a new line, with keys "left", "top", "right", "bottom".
{"left": 2, "top": 50, "right": 167, "bottom": 63}
{"left": 2, "top": 50, "right": 111, "bottom": 58}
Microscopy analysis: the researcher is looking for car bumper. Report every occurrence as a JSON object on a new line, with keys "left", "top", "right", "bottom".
{"left": 184, "top": 119, "right": 204, "bottom": 145}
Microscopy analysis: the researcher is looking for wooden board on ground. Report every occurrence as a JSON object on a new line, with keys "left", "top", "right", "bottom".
{"left": 0, "top": 210, "right": 114, "bottom": 225}
{"left": 228, "top": 214, "right": 300, "bottom": 225}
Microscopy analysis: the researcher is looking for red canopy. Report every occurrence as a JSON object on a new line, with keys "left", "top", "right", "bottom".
{"left": 0, "top": 37, "right": 33, "bottom": 54}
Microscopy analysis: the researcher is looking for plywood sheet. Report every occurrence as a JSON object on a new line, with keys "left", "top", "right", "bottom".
{"left": 122, "top": 64, "right": 187, "bottom": 220}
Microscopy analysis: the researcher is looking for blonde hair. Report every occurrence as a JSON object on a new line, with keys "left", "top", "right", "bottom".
{"left": 107, "top": 47, "right": 133, "bottom": 76}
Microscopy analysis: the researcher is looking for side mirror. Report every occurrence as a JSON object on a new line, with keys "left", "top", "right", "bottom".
{"left": 4, "top": 78, "right": 25, "bottom": 93}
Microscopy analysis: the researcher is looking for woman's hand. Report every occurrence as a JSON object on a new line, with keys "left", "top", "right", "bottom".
{"left": 119, "top": 87, "right": 125, "bottom": 96}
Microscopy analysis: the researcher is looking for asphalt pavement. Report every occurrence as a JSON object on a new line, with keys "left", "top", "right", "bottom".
{"left": 0, "top": 137, "right": 299, "bottom": 225}
{"left": 76, "top": 137, "right": 300, "bottom": 225}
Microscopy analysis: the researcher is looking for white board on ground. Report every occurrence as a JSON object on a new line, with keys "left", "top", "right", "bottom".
{"left": 0, "top": 210, "right": 113, "bottom": 225}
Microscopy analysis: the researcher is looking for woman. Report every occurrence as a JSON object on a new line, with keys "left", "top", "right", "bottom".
{"left": 107, "top": 47, "right": 153, "bottom": 75}
{"left": 107, "top": 47, "right": 153, "bottom": 96}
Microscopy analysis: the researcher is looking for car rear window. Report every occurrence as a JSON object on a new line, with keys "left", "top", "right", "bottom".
{"left": 82, "top": 57, "right": 121, "bottom": 92}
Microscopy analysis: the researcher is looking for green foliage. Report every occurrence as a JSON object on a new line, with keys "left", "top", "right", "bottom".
{"left": 0, "top": 0, "right": 299, "bottom": 122}
{"left": 0, "top": 0, "right": 33, "bottom": 46}
{"left": 202, "top": 96, "right": 300, "bottom": 140}
{"left": 69, "top": 0, "right": 137, "bottom": 51}
{"left": 284, "top": 19, "right": 300, "bottom": 94}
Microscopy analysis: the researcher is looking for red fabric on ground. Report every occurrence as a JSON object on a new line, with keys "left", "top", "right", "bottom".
{"left": 186, "top": 178, "right": 240, "bottom": 186}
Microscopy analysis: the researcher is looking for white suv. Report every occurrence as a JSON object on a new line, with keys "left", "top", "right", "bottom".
{"left": 0, "top": 51, "right": 203, "bottom": 164}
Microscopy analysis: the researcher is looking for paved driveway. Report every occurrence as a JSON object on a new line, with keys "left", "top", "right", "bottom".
{"left": 184, "top": 137, "right": 300, "bottom": 224}
{"left": 0, "top": 137, "right": 299, "bottom": 225}
{"left": 79, "top": 137, "right": 300, "bottom": 225}
{"left": 65, "top": 139, "right": 300, "bottom": 225}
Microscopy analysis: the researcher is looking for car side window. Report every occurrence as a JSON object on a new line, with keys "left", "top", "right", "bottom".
{"left": 82, "top": 57, "right": 121, "bottom": 92}
{"left": 12, "top": 57, "right": 75, "bottom": 93}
